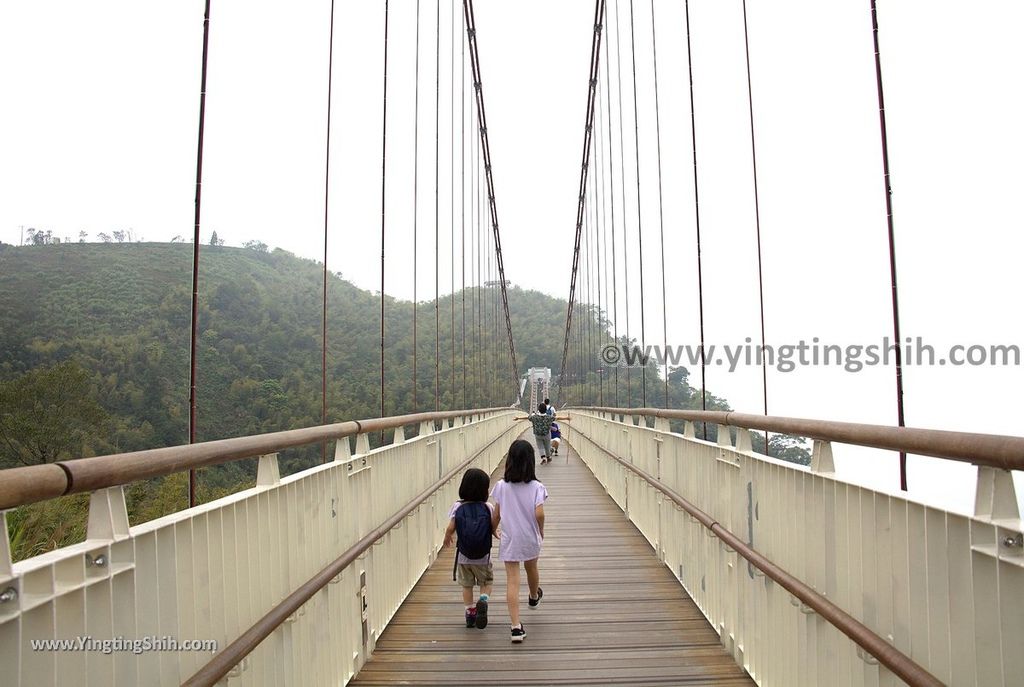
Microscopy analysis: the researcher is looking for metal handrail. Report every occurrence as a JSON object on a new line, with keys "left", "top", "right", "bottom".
{"left": 182, "top": 419, "right": 515, "bottom": 687}
{"left": 572, "top": 423, "right": 944, "bottom": 687}
{"left": 577, "top": 406, "right": 1024, "bottom": 471}
{"left": 0, "top": 407, "right": 509, "bottom": 510}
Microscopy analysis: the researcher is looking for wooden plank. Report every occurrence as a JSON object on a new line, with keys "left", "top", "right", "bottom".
{"left": 350, "top": 432, "right": 754, "bottom": 686}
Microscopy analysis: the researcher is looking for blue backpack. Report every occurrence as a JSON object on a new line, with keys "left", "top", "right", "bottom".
{"left": 452, "top": 501, "right": 492, "bottom": 579}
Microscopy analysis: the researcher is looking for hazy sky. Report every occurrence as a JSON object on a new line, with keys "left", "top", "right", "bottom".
{"left": 1, "top": 0, "right": 1022, "bottom": 514}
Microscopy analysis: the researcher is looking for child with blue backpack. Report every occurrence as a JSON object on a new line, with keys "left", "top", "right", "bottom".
{"left": 443, "top": 468, "right": 495, "bottom": 629}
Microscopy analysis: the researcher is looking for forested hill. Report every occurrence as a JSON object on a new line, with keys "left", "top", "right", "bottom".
{"left": 0, "top": 240, "right": 807, "bottom": 559}
{"left": 0, "top": 240, "right": 580, "bottom": 456}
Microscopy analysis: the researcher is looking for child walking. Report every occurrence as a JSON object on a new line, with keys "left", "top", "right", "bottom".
{"left": 550, "top": 421, "right": 561, "bottom": 456}
{"left": 490, "top": 439, "right": 548, "bottom": 643}
{"left": 443, "top": 468, "right": 495, "bottom": 629}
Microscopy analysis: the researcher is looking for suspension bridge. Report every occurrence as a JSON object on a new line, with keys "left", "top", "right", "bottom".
{"left": 0, "top": 1, "right": 1021, "bottom": 686}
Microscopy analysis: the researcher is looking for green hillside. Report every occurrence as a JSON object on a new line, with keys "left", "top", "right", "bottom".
{"left": 0, "top": 240, "right": 804, "bottom": 560}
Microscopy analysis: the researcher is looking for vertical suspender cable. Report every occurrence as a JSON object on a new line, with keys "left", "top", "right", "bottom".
{"left": 593, "top": 87, "right": 605, "bottom": 407}
{"left": 494, "top": 245, "right": 499, "bottom": 402}
{"left": 591, "top": 161, "right": 600, "bottom": 404}
{"left": 460, "top": 1, "right": 467, "bottom": 409}
{"left": 598, "top": 78, "right": 612, "bottom": 407}
{"left": 492, "top": 226, "right": 498, "bottom": 402}
{"left": 435, "top": 0, "right": 445, "bottom": 413}
{"left": 613, "top": 0, "right": 632, "bottom": 405}
{"left": 380, "top": 0, "right": 391, "bottom": 425}
{"left": 648, "top": 0, "right": 669, "bottom": 408}
{"left": 683, "top": 0, "right": 708, "bottom": 437}
{"left": 321, "top": 0, "right": 337, "bottom": 461}
{"left": 450, "top": 0, "right": 456, "bottom": 409}
{"left": 478, "top": 134, "right": 484, "bottom": 403}
{"left": 188, "top": 0, "right": 212, "bottom": 508}
{"left": 585, "top": 179, "right": 591, "bottom": 404}
{"left": 485, "top": 221, "right": 492, "bottom": 402}
{"left": 592, "top": 169, "right": 601, "bottom": 405}
{"left": 741, "top": 0, "right": 770, "bottom": 453}
{"left": 627, "top": 0, "right": 648, "bottom": 408}
{"left": 584, "top": 192, "right": 592, "bottom": 403}
{"left": 412, "top": 0, "right": 422, "bottom": 413}
{"left": 469, "top": 110, "right": 476, "bottom": 407}
{"left": 604, "top": 16, "right": 620, "bottom": 408}
{"left": 475, "top": 131, "right": 482, "bottom": 405}
{"left": 870, "top": 0, "right": 907, "bottom": 490}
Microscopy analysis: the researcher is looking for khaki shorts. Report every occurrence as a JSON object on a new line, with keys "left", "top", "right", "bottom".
{"left": 457, "top": 563, "right": 494, "bottom": 588}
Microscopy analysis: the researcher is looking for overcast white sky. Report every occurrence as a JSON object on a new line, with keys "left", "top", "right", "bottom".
{"left": 1, "top": 0, "right": 1022, "bottom": 514}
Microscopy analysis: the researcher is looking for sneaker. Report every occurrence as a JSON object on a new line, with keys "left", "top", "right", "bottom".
{"left": 465, "top": 608, "right": 477, "bottom": 627}
{"left": 511, "top": 624, "right": 526, "bottom": 643}
{"left": 475, "top": 598, "right": 488, "bottom": 629}
{"left": 528, "top": 587, "right": 543, "bottom": 608}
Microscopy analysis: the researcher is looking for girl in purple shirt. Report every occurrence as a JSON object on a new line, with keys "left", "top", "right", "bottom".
{"left": 490, "top": 439, "right": 548, "bottom": 643}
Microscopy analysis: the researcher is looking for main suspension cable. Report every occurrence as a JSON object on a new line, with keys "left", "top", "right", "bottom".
{"left": 559, "top": 0, "right": 607, "bottom": 391}
{"left": 463, "top": 0, "right": 520, "bottom": 397}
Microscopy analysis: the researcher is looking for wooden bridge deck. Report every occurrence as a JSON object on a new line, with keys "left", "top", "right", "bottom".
{"left": 351, "top": 432, "right": 755, "bottom": 686}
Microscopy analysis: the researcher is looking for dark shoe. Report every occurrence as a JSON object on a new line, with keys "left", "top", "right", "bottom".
{"left": 511, "top": 624, "right": 526, "bottom": 643}
{"left": 528, "top": 587, "right": 543, "bottom": 608}
{"left": 475, "top": 599, "right": 488, "bottom": 629}
{"left": 465, "top": 608, "right": 477, "bottom": 627}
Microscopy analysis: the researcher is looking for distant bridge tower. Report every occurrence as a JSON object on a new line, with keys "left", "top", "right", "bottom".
{"left": 525, "top": 367, "right": 551, "bottom": 411}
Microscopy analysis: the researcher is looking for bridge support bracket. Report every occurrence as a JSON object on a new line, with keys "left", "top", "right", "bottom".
{"left": 334, "top": 437, "right": 352, "bottom": 462}
{"left": 735, "top": 429, "right": 753, "bottom": 453}
{"left": 717, "top": 425, "right": 733, "bottom": 448}
{"left": 256, "top": 453, "right": 281, "bottom": 488}
{"left": 811, "top": 440, "right": 835, "bottom": 474}
{"left": 974, "top": 465, "right": 1021, "bottom": 524}
{"left": 87, "top": 486, "right": 130, "bottom": 541}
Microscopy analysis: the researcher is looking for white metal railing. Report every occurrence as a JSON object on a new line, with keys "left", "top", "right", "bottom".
{"left": 0, "top": 410, "right": 519, "bottom": 686}
{"left": 569, "top": 410, "right": 1023, "bottom": 687}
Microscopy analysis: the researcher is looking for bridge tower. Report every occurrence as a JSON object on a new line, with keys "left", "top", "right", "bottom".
{"left": 525, "top": 367, "right": 551, "bottom": 411}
